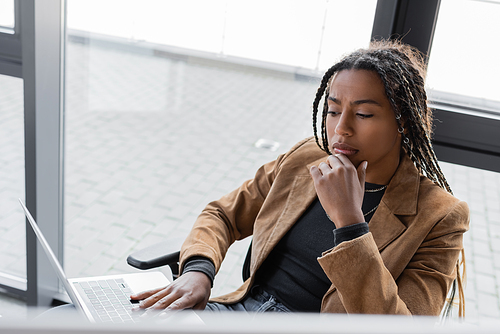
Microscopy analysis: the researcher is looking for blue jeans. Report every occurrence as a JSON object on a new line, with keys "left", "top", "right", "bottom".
{"left": 204, "top": 286, "right": 291, "bottom": 313}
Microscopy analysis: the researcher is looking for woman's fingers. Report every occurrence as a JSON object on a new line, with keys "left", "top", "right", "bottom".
{"left": 314, "top": 154, "right": 353, "bottom": 180}
{"left": 317, "top": 161, "right": 331, "bottom": 174}
{"left": 309, "top": 165, "right": 322, "bottom": 178}
{"left": 311, "top": 154, "right": 350, "bottom": 177}
{"left": 152, "top": 290, "right": 185, "bottom": 310}
{"left": 328, "top": 153, "right": 356, "bottom": 169}
{"left": 162, "top": 293, "right": 200, "bottom": 311}
{"left": 357, "top": 161, "right": 368, "bottom": 190}
{"left": 134, "top": 286, "right": 173, "bottom": 309}
{"left": 310, "top": 154, "right": 367, "bottom": 228}
{"left": 131, "top": 271, "right": 211, "bottom": 312}
{"left": 130, "top": 286, "right": 167, "bottom": 301}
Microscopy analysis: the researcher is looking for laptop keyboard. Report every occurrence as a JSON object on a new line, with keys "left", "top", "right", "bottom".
{"left": 74, "top": 278, "right": 143, "bottom": 323}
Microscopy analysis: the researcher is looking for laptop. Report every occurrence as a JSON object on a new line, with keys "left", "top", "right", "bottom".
{"left": 19, "top": 199, "right": 171, "bottom": 323}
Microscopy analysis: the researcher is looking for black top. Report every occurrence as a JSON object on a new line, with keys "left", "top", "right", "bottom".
{"left": 183, "top": 182, "right": 386, "bottom": 312}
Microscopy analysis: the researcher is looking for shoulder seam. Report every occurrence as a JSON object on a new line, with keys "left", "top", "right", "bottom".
{"left": 275, "top": 137, "right": 315, "bottom": 169}
{"left": 284, "top": 136, "right": 315, "bottom": 157}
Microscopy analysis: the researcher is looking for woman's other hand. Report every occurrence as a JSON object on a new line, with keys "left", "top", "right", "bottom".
{"left": 310, "top": 154, "right": 367, "bottom": 228}
{"left": 130, "top": 271, "right": 211, "bottom": 311}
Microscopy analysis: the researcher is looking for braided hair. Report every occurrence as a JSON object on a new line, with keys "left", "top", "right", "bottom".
{"left": 312, "top": 40, "right": 452, "bottom": 194}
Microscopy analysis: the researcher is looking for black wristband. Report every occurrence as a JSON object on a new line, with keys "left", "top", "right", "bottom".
{"left": 332, "top": 222, "right": 369, "bottom": 246}
{"left": 182, "top": 256, "right": 216, "bottom": 287}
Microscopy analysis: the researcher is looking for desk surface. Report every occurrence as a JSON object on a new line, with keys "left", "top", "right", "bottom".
{"left": 0, "top": 312, "right": 497, "bottom": 334}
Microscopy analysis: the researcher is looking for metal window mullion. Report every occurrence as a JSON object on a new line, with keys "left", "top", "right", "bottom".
{"left": 0, "top": 36, "right": 22, "bottom": 77}
{"left": 431, "top": 104, "right": 500, "bottom": 173}
{"left": 21, "top": 0, "right": 64, "bottom": 307}
{"left": 371, "top": 0, "right": 441, "bottom": 61}
{"left": 0, "top": 272, "right": 27, "bottom": 298}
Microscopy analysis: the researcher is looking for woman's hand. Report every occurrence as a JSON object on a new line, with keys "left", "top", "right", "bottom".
{"left": 310, "top": 154, "right": 368, "bottom": 228}
{"left": 130, "top": 271, "right": 211, "bottom": 311}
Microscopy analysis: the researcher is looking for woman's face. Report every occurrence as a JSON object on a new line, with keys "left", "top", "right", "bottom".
{"left": 326, "top": 69, "right": 402, "bottom": 184}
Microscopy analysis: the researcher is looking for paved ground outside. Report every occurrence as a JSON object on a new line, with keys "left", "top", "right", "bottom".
{"left": 0, "top": 37, "right": 499, "bottom": 324}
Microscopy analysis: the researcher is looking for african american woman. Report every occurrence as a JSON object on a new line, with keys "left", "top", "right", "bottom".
{"left": 132, "top": 40, "right": 469, "bottom": 318}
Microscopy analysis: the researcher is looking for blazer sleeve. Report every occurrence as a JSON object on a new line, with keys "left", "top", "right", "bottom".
{"left": 317, "top": 200, "right": 469, "bottom": 316}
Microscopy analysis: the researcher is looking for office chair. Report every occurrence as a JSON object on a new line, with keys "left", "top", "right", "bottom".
{"left": 127, "top": 237, "right": 252, "bottom": 282}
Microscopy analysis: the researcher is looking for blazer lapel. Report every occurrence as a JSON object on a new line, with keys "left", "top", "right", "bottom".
{"left": 368, "top": 155, "right": 420, "bottom": 252}
{"left": 251, "top": 166, "right": 319, "bottom": 274}
{"left": 267, "top": 174, "right": 318, "bottom": 244}
{"left": 368, "top": 203, "right": 406, "bottom": 252}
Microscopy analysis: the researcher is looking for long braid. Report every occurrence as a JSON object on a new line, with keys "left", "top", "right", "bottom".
{"left": 392, "top": 53, "right": 453, "bottom": 193}
{"left": 311, "top": 39, "right": 462, "bottom": 316}
{"left": 313, "top": 65, "right": 338, "bottom": 153}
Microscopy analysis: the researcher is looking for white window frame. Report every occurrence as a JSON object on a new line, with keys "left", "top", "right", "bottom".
{"left": 0, "top": 0, "right": 65, "bottom": 306}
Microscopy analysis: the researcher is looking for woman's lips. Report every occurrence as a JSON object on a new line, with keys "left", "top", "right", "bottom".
{"left": 333, "top": 143, "right": 358, "bottom": 156}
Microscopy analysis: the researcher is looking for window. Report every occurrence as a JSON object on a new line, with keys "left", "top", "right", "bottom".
{"left": 64, "top": 0, "right": 377, "bottom": 294}
{"left": 426, "top": 0, "right": 500, "bottom": 113}
{"left": 0, "top": 0, "right": 497, "bottom": 322}
{"left": 0, "top": 74, "right": 26, "bottom": 286}
{"left": 0, "top": 0, "right": 15, "bottom": 33}
{"left": 67, "top": 0, "right": 377, "bottom": 71}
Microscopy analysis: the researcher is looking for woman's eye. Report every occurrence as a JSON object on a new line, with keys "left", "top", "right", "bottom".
{"left": 327, "top": 111, "right": 340, "bottom": 116}
{"left": 357, "top": 113, "right": 373, "bottom": 119}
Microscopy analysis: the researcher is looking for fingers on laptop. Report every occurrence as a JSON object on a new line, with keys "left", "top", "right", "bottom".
{"left": 132, "top": 286, "right": 182, "bottom": 310}
{"left": 130, "top": 286, "right": 165, "bottom": 303}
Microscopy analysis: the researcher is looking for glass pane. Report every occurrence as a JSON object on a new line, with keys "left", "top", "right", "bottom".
{"left": 427, "top": 0, "right": 500, "bottom": 111}
{"left": 65, "top": 0, "right": 376, "bottom": 295}
{"left": 0, "top": 74, "right": 26, "bottom": 280}
{"left": 0, "top": 0, "right": 15, "bottom": 33}
{"left": 66, "top": 0, "right": 377, "bottom": 70}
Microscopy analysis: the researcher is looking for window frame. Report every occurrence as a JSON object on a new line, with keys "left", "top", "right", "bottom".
{"left": 372, "top": 0, "right": 500, "bottom": 173}
{"left": 0, "top": 0, "right": 65, "bottom": 306}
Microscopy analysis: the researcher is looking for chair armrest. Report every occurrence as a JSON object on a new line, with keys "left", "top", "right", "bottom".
{"left": 127, "top": 238, "right": 183, "bottom": 270}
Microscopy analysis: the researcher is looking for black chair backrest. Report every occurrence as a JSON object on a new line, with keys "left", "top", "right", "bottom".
{"left": 242, "top": 241, "right": 252, "bottom": 281}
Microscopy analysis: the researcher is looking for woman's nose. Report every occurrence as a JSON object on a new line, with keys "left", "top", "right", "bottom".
{"left": 335, "top": 112, "right": 352, "bottom": 136}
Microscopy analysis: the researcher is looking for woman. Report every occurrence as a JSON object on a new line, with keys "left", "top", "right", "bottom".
{"left": 132, "top": 40, "right": 469, "bottom": 316}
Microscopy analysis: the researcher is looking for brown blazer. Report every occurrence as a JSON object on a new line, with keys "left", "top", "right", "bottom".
{"left": 180, "top": 137, "right": 469, "bottom": 315}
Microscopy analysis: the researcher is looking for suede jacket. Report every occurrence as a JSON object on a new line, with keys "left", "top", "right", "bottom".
{"left": 180, "top": 137, "right": 470, "bottom": 315}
